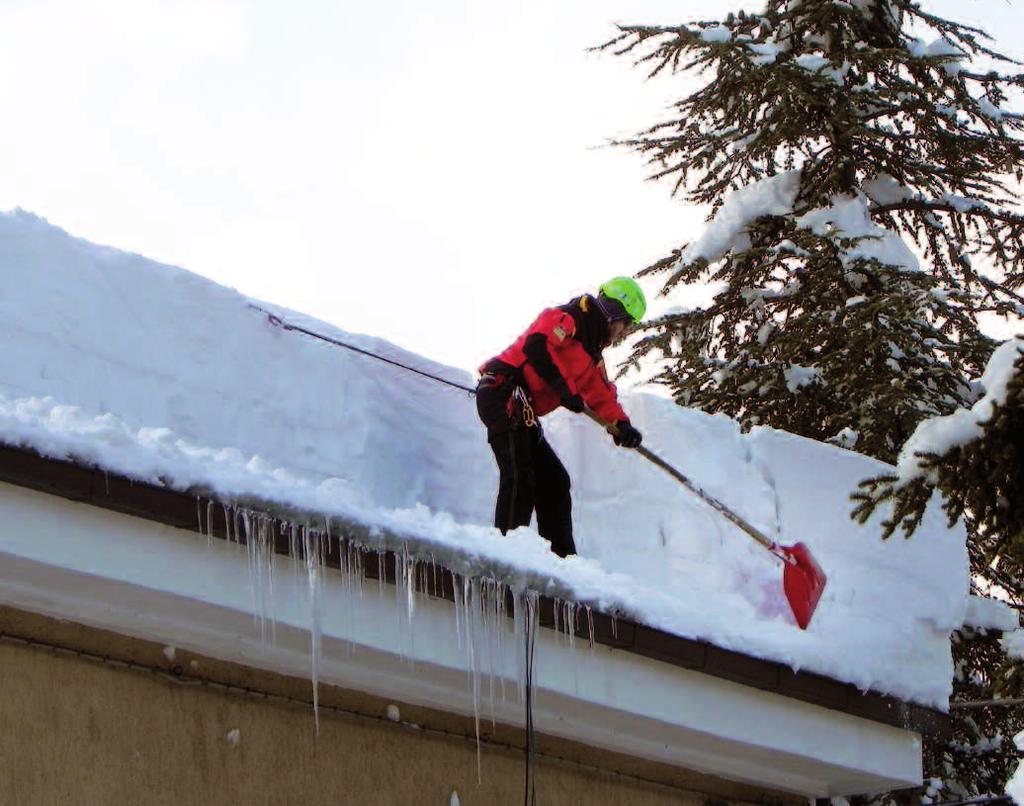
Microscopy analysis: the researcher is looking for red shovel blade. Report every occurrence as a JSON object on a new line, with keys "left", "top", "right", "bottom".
{"left": 780, "top": 542, "right": 827, "bottom": 630}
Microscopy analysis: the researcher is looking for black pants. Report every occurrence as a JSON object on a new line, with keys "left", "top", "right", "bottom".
{"left": 476, "top": 376, "right": 576, "bottom": 558}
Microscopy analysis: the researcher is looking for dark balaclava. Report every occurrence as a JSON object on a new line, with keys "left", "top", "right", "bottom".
{"left": 594, "top": 292, "right": 631, "bottom": 324}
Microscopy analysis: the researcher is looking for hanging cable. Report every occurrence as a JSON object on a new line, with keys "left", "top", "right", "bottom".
{"left": 251, "top": 304, "right": 477, "bottom": 395}
{"left": 524, "top": 593, "right": 539, "bottom": 806}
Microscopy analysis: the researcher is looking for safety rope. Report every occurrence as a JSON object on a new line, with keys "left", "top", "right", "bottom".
{"left": 251, "top": 304, "right": 477, "bottom": 395}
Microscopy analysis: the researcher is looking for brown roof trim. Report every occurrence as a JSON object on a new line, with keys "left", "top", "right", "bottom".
{"left": 0, "top": 441, "right": 948, "bottom": 735}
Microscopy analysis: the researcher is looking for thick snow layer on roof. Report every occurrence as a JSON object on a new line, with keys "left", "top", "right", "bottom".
{"left": 0, "top": 209, "right": 967, "bottom": 708}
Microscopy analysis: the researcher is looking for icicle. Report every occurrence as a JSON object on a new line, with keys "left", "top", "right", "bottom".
{"left": 496, "top": 581, "right": 508, "bottom": 704}
{"left": 303, "top": 526, "right": 323, "bottom": 735}
{"left": 288, "top": 524, "right": 301, "bottom": 581}
{"left": 394, "top": 547, "right": 407, "bottom": 659}
{"left": 242, "top": 510, "right": 276, "bottom": 647}
{"left": 405, "top": 546, "right": 416, "bottom": 623}
{"left": 335, "top": 533, "right": 350, "bottom": 647}
{"left": 347, "top": 542, "right": 362, "bottom": 655}
{"left": 453, "top": 573, "right": 464, "bottom": 649}
{"left": 242, "top": 511, "right": 260, "bottom": 638}
{"left": 376, "top": 549, "right": 386, "bottom": 597}
{"left": 585, "top": 606, "right": 595, "bottom": 650}
{"left": 483, "top": 578, "right": 496, "bottom": 729}
{"left": 464, "top": 576, "right": 482, "bottom": 782}
{"left": 262, "top": 515, "right": 277, "bottom": 645}
{"left": 350, "top": 543, "right": 364, "bottom": 598}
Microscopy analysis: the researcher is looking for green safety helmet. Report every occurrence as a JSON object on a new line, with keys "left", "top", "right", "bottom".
{"left": 598, "top": 277, "right": 647, "bottom": 324}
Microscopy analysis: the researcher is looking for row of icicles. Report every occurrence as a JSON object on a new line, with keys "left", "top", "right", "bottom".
{"left": 195, "top": 500, "right": 607, "bottom": 776}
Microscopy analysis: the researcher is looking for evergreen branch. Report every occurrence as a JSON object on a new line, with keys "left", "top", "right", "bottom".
{"left": 870, "top": 200, "right": 1024, "bottom": 228}
{"left": 896, "top": 2, "right": 992, "bottom": 40}
{"left": 899, "top": 3, "right": 1019, "bottom": 65}
{"left": 951, "top": 697, "right": 1024, "bottom": 710}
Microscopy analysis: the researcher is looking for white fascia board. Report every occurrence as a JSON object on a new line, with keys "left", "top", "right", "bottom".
{"left": 0, "top": 481, "right": 921, "bottom": 796}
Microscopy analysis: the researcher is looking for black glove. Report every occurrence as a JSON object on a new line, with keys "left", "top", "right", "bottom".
{"left": 613, "top": 420, "right": 642, "bottom": 449}
{"left": 561, "top": 393, "right": 585, "bottom": 413}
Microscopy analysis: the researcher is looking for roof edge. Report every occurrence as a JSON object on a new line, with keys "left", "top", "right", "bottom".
{"left": 0, "top": 440, "right": 948, "bottom": 735}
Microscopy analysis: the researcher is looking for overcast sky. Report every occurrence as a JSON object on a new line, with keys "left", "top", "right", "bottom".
{"left": 1, "top": 0, "right": 1020, "bottom": 372}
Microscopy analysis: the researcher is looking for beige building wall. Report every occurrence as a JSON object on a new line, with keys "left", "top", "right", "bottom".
{"left": 0, "top": 607, "right": 798, "bottom": 806}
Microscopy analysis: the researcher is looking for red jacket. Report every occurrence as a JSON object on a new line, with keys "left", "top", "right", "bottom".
{"left": 483, "top": 297, "right": 629, "bottom": 425}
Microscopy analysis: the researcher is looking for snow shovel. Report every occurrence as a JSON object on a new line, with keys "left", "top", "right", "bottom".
{"left": 586, "top": 409, "right": 827, "bottom": 629}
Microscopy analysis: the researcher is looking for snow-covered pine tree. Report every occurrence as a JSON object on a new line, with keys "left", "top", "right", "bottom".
{"left": 852, "top": 337, "right": 1024, "bottom": 796}
{"left": 601, "top": 0, "right": 1024, "bottom": 463}
{"left": 601, "top": 1, "right": 1024, "bottom": 798}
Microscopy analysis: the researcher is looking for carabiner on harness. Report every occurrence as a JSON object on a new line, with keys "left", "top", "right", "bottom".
{"left": 513, "top": 386, "right": 537, "bottom": 428}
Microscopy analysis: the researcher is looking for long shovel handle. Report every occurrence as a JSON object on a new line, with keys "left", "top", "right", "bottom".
{"left": 585, "top": 409, "right": 784, "bottom": 559}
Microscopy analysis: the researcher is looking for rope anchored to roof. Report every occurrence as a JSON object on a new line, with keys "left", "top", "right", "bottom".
{"left": 251, "top": 304, "right": 477, "bottom": 395}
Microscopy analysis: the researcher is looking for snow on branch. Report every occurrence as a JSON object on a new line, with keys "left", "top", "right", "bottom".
{"left": 852, "top": 337, "right": 1024, "bottom": 541}
{"left": 681, "top": 170, "right": 802, "bottom": 264}
{"left": 895, "top": 337, "right": 1024, "bottom": 484}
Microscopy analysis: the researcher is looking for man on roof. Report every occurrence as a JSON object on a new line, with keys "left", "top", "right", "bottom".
{"left": 476, "top": 277, "right": 646, "bottom": 558}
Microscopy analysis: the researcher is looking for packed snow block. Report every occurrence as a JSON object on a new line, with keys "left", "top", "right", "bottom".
{"left": 547, "top": 391, "right": 966, "bottom": 709}
{"left": 549, "top": 393, "right": 778, "bottom": 591}
{"left": 0, "top": 210, "right": 495, "bottom": 527}
{"left": 746, "top": 425, "right": 968, "bottom": 707}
